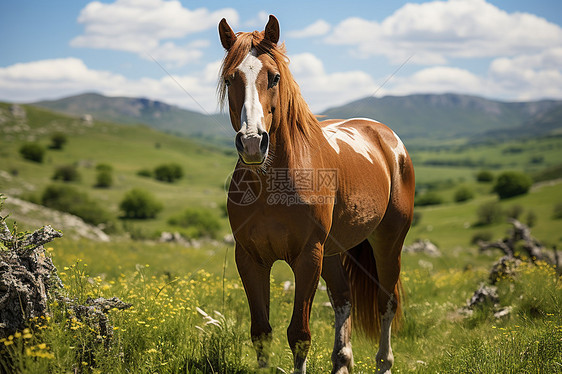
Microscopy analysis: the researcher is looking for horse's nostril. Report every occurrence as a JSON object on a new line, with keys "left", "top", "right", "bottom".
{"left": 260, "top": 132, "right": 269, "bottom": 154}
{"left": 235, "top": 132, "right": 244, "bottom": 153}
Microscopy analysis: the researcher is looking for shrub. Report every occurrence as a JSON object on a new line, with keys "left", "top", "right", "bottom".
{"left": 154, "top": 163, "right": 183, "bottom": 183}
{"left": 41, "top": 184, "right": 112, "bottom": 225}
{"left": 137, "top": 168, "right": 153, "bottom": 178}
{"left": 475, "top": 202, "right": 503, "bottom": 226}
{"left": 553, "top": 203, "right": 562, "bottom": 219}
{"left": 454, "top": 186, "right": 474, "bottom": 203}
{"left": 532, "top": 164, "right": 562, "bottom": 183}
{"left": 49, "top": 132, "right": 68, "bottom": 150}
{"left": 168, "top": 208, "right": 221, "bottom": 239}
{"left": 506, "top": 205, "right": 524, "bottom": 220}
{"left": 119, "top": 188, "right": 163, "bottom": 219}
{"left": 52, "top": 164, "right": 81, "bottom": 182}
{"left": 95, "top": 170, "right": 113, "bottom": 188}
{"left": 526, "top": 210, "right": 537, "bottom": 228}
{"left": 476, "top": 170, "right": 494, "bottom": 183}
{"left": 470, "top": 230, "right": 493, "bottom": 245}
{"left": 19, "top": 143, "right": 45, "bottom": 163}
{"left": 95, "top": 164, "right": 113, "bottom": 188}
{"left": 493, "top": 171, "right": 532, "bottom": 199}
{"left": 415, "top": 191, "right": 443, "bottom": 206}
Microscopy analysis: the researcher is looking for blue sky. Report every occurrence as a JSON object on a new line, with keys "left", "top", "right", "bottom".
{"left": 1, "top": 0, "right": 561, "bottom": 113}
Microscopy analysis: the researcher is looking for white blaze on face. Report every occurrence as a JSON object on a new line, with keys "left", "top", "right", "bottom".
{"left": 237, "top": 49, "right": 265, "bottom": 137}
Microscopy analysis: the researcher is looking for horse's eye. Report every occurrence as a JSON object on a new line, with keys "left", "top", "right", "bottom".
{"left": 225, "top": 78, "right": 231, "bottom": 87}
{"left": 269, "top": 73, "right": 280, "bottom": 89}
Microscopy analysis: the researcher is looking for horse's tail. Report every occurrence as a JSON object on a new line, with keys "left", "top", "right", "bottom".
{"left": 341, "top": 240, "right": 403, "bottom": 340}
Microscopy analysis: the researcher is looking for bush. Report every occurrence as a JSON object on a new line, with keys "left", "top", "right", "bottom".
{"left": 532, "top": 164, "right": 562, "bottom": 183}
{"left": 49, "top": 132, "right": 68, "bottom": 150}
{"left": 470, "top": 230, "right": 493, "bottom": 245}
{"left": 553, "top": 203, "right": 562, "bottom": 219}
{"left": 52, "top": 164, "right": 81, "bottom": 182}
{"left": 154, "top": 163, "right": 183, "bottom": 183}
{"left": 168, "top": 208, "right": 221, "bottom": 239}
{"left": 119, "top": 188, "right": 163, "bottom": 219}
{"left": 475, "top": 202, "right": 504, "bottom": 226}
{"left": 476, "top": 170, "right": 494, "bottom": 183}
{"left": 19, "top": 143, "right": 45, "bottom": 163}
{"left": 415, "top": 191, "right": 443, "bottom": 206}
{"left": 454, "top": 186, "right": 474, "bottom": 203}
{"left": 95, "top": 164, "right": 113, "bottom": 188}
{"left": 493, "top": 171, "right": 533, "bottom": 199}
{"left": 506, "top": 205, "right": 524, "bottom": 220}
{"left": 41, "top": 184, "right": 112, "bottom": 225}
{"left": 137, "top": 168, "right": 153, "bottom": 178}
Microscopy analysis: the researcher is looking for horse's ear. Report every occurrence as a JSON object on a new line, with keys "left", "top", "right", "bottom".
{"left": 219, "top": 18, "right": 236, "bottom": 50}
{"left": 264, "top": 15, "right": 280, "bottom": 45}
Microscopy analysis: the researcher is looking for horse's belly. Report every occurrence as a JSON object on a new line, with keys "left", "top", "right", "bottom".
{"left": 323, "top": 188, "right": 389, "bottom": 256}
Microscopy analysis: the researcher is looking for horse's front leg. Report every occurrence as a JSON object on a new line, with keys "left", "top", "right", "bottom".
{"left": 287, "top": 243, "right": 323, "bottom": 374}
{"left": 322, "top": 254, "right": 353, "bottom": 374}
{"left": 235, "top": 245, "right": 273, "bottom": 368}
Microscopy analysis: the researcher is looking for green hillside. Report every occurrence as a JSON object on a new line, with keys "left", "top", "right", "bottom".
{"left": 321, "top": 93, "right": 562, "bottom": 146}
{"left": 33, "top": 93, "right": 233, "bottom": 146}
{"left": 0, "top": 102, "right": 236, "bottom": 238}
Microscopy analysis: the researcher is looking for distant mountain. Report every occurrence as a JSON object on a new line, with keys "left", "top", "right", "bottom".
{"left": 320, "top": 93, "right": 562, "bottom": 144}
{"left": 32, "top": 92, "right": 562, "bottom": 148}
{"left": 33, "top": 93, "right": 233, "bottom": 145}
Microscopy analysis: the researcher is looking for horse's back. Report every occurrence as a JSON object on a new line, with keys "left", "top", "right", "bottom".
{"left": 319, "top": 117, "right": 415, "bottom": 255}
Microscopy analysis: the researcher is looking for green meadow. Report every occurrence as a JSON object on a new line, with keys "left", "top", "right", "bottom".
{"left": 1, "top": 103, "right": 561, "bottom": 373}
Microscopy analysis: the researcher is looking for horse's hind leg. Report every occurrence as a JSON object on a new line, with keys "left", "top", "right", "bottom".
{"left": 322, "top": 255, "right": 353, "bottom": 374}
{"left": 235, "top": 245, "right": 273, "bottom": 368}
{"left": 368, "top": 207, "right": 411, "bottom": 373}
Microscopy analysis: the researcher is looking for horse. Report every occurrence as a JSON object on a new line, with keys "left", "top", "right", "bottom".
{"left": 218, "top": 15, "right": 415, "bottom": 374}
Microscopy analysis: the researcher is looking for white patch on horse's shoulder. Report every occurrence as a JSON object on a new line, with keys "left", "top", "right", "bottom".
{"left": 321, "top": 120, "right": 377, "bottom": 163}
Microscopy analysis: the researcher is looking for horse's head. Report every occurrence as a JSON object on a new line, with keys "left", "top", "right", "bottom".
{"left": 218, "top": 15, "right": 281, "bottom": 165}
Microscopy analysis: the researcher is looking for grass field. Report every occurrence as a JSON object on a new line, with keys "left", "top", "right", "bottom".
{"left": 1, "top": 103, "right": 562, "bottom": 372}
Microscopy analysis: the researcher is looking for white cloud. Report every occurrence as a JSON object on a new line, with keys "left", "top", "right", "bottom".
{"left": 327, "top": 0, "right": 562, "bottom": 64}
{"left": 385, "top": 47, "right": 562, "bottom": 101}
{"left": 289, "top": 53, "right": 378, "bottom": 111}
{"left": 71, "top": 0, "right": 238, "bottom": 67}
{"left": 387, "top": 66, "right": 488, "bottom": 97}
{"left": 488, "top": 47, "right": 562, "bottom": 100}
{"left": 0, "top": 58, "right": 221, "bottom": 113}
{"left": 287, "top": 20, "right": 331, "bottom": 38}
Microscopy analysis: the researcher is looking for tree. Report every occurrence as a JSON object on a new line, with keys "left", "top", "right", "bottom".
{"left": 493, "top": 171, "right": 532, "bottom": 199}
{"left": 95, "top": 164, "right": 113, "bottom": 188}
{"left": 52, "top": 165, "right": 81, "bottom": 182}
{"left": 49, "top": 132, "right": 68, "bottom": 150}
{"left": 476, "top": 170, "right": 494, "bottom": 183}
{"left": 19, "top": 143, "right": 45, "bottom": 163}
{"left": 119, "top": 188, "right": 163, "bottom": 219}
{"left": 454, "top": 186, "right": 474, "bottom": 203}
{"left": 153, "top": 163, "right": 183, "bottom": 183}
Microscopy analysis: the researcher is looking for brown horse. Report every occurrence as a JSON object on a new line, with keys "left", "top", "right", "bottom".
{"left": 219, "top": 15, "right": 415, "bottom": 374}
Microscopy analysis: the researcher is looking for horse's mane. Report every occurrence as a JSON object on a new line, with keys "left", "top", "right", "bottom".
{"left": 218, "top": 31, "right": 321, "bottom": 145}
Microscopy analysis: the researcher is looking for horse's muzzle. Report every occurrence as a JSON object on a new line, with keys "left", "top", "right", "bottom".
{"left": 235, "top": 130, "right": 269, "bottom": 165}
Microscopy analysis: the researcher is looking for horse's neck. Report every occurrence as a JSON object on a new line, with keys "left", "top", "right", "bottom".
{"left": 270, "top": 120, "right": 319, "bottom": 170}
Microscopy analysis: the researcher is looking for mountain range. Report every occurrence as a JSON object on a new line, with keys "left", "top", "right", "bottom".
{"left": 33, "top": 92, "right": 562, "bottom": 147}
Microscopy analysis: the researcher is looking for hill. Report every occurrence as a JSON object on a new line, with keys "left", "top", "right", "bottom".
{"left": 321, "top": 93, "right": 562, "bottom": 145}
{"left": 33, "top": 92, "right": 233, "bottom": 145}
{"left": 0, "top": 102, "right": 236, "bottom": 238}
